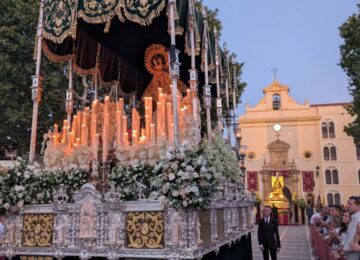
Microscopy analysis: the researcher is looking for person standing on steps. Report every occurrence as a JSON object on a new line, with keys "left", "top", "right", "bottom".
{"left": 258, "top": 205, "right": 281, "bottom": 260}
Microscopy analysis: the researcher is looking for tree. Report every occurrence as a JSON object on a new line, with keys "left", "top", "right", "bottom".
{"left": 339, "top": 4, "right": 360, "bottom": 145}
{"left": 0, "top": 0, "right": 68, "bottom": 158}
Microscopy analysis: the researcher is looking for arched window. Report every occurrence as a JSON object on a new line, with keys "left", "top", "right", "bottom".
{"left": 328, "top": 122, "right": 335, "bottom": 138}
{"left": 322, "top": 123, "right": 328, "bottom": 138}
{"left": 324, "top": 147, "right": 330, "bottom": 161}
{"left": 324, "top": 144, "right": 337, "bottom": 161}
{"left": 325, "top": 169, "right": 332, "bottom": 184}
{"left": 321, "top": 120, "right": 336, "bottom": 138}
{"left": 325, "top": 168, "right": 339, "bottom": 184}
{"left": 334, "top": 193, "right": 341, "bottom": 205}
{"left": 356, "top": 145, "right": 360, "bottom": 160}
{"left": 327, "top": 191, "right": 341, "bottom": 206}
{"left": 330, "top": 146, "right": 337, "bottom": 161}
{"left": 327, "top": 193, "right": 334, "bottom": 206}
{"left": 273, "top": 94, "right": 281, "bottom": 110}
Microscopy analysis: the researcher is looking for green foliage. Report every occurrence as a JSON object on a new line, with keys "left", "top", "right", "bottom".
{"left": 339, "top": 4, "right": 360, "bottom": 145}
{"left": 0, "top": 0, "right": 68, "bottom": 157}
{"left": 194, "top": 1, "right": 222, "bottom": 35}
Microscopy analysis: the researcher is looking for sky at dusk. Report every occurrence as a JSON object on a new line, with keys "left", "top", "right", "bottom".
{"left": 203, "top": 0, "right": 358, "bottom": 114}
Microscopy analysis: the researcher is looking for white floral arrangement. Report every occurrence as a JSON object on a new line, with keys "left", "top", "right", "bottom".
{"left": 109, "top": 162, "right": 160, "bottom": 200}
{"left": 148, "top": 147, "right": 218, "bottom": 209}
{"left": 202, "top": 133, "right": 239, "bottom": 182}
{"left": 111, "top": 146, "right": 219, "bottom": 209}
{"left": 0, "top": 158, "right": 88, "bottom": 214}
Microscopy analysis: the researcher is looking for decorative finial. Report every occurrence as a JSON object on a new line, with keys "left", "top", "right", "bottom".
{"left": 272, "top": 67, "right": 279, "bottom": 80}
{"left": 223, "top": 42, "right": 228, "bottom": 52}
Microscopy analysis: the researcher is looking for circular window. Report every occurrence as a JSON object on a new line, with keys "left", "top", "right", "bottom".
{"left": 248, "top": 152, "right": 256, "bottom": 160}
{"left": 304, "top": 151, "right": 312, "bottom": 160}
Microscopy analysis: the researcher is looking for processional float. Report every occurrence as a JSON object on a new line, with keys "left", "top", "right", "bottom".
{"left": 0, "top": 0, "right": 253, "bottom": 259}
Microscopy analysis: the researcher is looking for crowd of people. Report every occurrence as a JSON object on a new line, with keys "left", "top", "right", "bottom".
{"left": 309, "top": 196, "right": 360, "bottom": 260}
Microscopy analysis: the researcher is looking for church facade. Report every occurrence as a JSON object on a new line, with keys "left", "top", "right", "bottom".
{"left": 239, "top": 80, "right": 360, "bottom": 207}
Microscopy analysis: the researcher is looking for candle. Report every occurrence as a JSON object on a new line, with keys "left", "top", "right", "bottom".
{"left": 122, "top": 116, "right": 128, "bottom": 146}
{"left": 72, "top": 115, "right": 77, "bottom": 138}
{"left": 132, "top": 108, "right": 137, "bottom": 144}
{"left": 94, "top": 133, "right": 99, "bottom": 160}
{"left": 81, "top": 124, "right": 87, "bottom": 146}
{"left": 150, "top": 123, "right": 155, "bottom": 144}
{"left": 102, "top": 113, "right": 109, "bottom": 163}
{"left": 116, "top": 111, "right": 122, "bottom": 147}
{"left": 166, "top": 102, "right": 172, "bottom": 140}
{"left": 77, "top": 111, "right": 82, "bottom": 139}
{"left": 156, "top": 102, "right": 161, "bottom": 142}
{"left": 62, "top": 120, "right": 68, "bottom": 142}
{"left": 124, "top": 132, "right": 129, "bottom": 148}
{"left": 67, "top": 132, "right": 74, "bottom": 151}
{"left": 132, "top": 130, "right": 138, "bottom": 145}
{"left": 160, "top": 93, "right": 166, "bottom": 136}
{"left": 145, "top": 114, "right": 150, "bottom": 143}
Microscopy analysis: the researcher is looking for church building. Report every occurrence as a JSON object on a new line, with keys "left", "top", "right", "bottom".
{"left": 239, "top": 80, "right": 360, "bottom": 209}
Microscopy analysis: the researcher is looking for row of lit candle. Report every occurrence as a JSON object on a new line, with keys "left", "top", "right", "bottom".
{"left": 48, "top": 87, "right": 193, "bottom": 163}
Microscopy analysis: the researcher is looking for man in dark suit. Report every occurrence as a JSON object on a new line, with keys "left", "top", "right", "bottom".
{"left": 258, "top": 205, "right": 281, "bottom": 260}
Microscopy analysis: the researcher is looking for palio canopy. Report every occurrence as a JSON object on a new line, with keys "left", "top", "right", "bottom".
{"left": 42, "top": 0, "right": 222, "bottom": 98}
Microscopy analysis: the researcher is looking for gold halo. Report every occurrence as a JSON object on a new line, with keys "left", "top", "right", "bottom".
{"left": 144, "top": 44, "right": 169, "bottom": 75}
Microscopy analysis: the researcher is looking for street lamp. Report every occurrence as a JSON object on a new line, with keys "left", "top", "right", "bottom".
{"left": 234, "top": 127, "right": 242, "bottom": 144}
{"left": 239, "top": 145, "right": 247, "bottom": 177}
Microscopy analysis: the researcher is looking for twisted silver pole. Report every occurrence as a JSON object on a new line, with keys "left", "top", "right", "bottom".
{"left": 29, "top": 0, "right": 45, "bottom": 164}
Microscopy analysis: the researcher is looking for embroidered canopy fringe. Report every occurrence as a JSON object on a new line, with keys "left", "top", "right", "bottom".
{"left": 42, "top": 40, "right": 75, "bottom": 62}
{"left": 123, "top": 0, "right": 166, "bottom": 26}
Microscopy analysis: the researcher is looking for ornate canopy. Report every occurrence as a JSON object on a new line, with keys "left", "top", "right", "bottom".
{"left": 42, "top": 0, "right": 221, "bottom": 99}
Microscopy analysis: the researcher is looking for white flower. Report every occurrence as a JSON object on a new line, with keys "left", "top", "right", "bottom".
{"left": 18, "top": 193, "right": 24, "bottom": 199}
{"left": 24, "top": 173, "right": 30, "bottom": 179}
{"left": 177, "top": 170, "right": 184, "bottom": 177}
{"left": 16, "top": 172, "right": 22, "bottom": 177}
{"left": 3, "top": 203, "right": 10, "bottom": 209}
{"left": 171, "top": 162, "right": 178, "bottom": 171}
{"left": 192, "top": 172, "right": 199, "bottom": 178}
{"left": 14, "top": 185, "right": 21, "bottom": 192}
{"left": 171, "top": 190, "right": 179, "bottom": 197}
{"left": 158, "top": 195, "right": 166, "bottom": 202}
{"left": 182, "top": 201, "right": 188, "bottom": 207}
{"left": 161, "top": 183, "right": 170, "bottom": 194}
{"left": 186, "top": 165, "right": 194, "bottom": 172}
{"left": 168, "top": 173, "right": 176, "bottom": 181}
{"left": 166, "top": 151, "right": 174, "bottom": 160}
{"left": 17, "top": 200, "right": 24, "bottom": 209}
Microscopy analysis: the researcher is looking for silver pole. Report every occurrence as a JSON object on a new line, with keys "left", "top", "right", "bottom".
{"left": 29, "top": 0, "right": 45, "bottom": 164}
{"left": 232, "top": 57, "right": 237, "bottom": 113}
{"left": 214, "top": 28, "right": 222, "bottom": 132}
{"left": 169, "top": 0, "right": 180, "bottom": 147}
{"left": 66, "top": 60, "right": 74, "bottom": 129}
{"left": 202, "top": 9, "right": 212, "bottom": 142}
{"left": 188, "top": 0, "right": 199, "bottom": 123}
{"left": 223, "top": 43, "right": 231, "bottom": 144}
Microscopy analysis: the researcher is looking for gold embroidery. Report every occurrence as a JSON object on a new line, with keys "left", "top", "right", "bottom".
{"left": 122, "top": 0, "right": 165, "bottom": 26}
{"left": 22, "top": 214, "right": 54, "bottom": 247}
{"left": 126, "top": 212, "right": 164, "bottom": 249}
